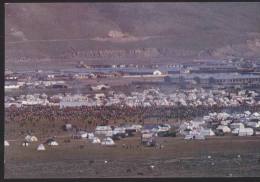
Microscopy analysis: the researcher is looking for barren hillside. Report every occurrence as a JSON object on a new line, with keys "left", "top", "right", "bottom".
{"left": 5, "top": 3, "right": 260, "bottom": 69}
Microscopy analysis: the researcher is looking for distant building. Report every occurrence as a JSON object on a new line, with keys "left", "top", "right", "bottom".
{"left": 190, "top": 65, "right": 237, "bottom": 74}
{"left": 165, "top": 73, "right": 260, "bottom": 88}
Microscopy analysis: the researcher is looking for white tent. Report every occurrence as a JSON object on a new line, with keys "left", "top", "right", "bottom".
{"left": 246, "top": 121, "right": 260, "bottom": 128}
{"left": 105, "top": 131, "right": 113, "bottom": 137}
{"left": 88, "top": 133, "right": 95, "bottom": 140}
{"left": 131, "top": 124, "right": 143, "bottom": 131}
{"left": 22, "top": 141, "right": 30, "bottom": 147}
{"left": 252, "top": 112, "right": 260, "bottom": 117}
{"left": 220, "top": 120, "right": 232, "bottom": 126}
{"left": 25, "top": 135, "right": 32, "bottom": 142}
{"left": 153, "top": 70, "right": 162, "bottom": 76}
{"left": 216, "top": 112, "right": 230, "bottom": 121}
{"left": 255, "top": 131, "right": 260, "bottom": 135}
{"left": 30, "top": 136, "right": 38, "bottom": 142}
{"left": 4, "top": 140, "right": 10, "bottom": 146}
{"left": 200, "top": 129, "right": 215, "bottom": 136}
{"left": 95, "top": 126, "right": 113, "bottom": 135}
{"left": 25, "top": 135, "right": 38, "bottom": 142}
{"left": 101, "top": 137, "right": 115, "bottom": 146}
{"left": 230, "top": 123, "right": 244, "bottom": 129}
{"left": 48, "top": 141, "right": 59, "bottom": 146}
{"left": 92, "top": 137, "right": 101, "bottom": 144}
{"left": 184, "top": 135, "right": 194, "bottom": 140}
{"left": 80, "top": 132, "right": 88, "bottom": 138}
{"left": 244, "top": 111, "right": 251, "bottom": 115}
{"left": 232, "top": 128, "right": 240, "bottom": 135}
{"left": 238, "top": 128, "right": 254, "bottom": 136}
{"left": 216, "top": 125, "right": 231, "bottom": 133}
{"left": 37, "top": 144, "right": 46, "bottom": 151}
{"left": 113, "top": 127, "right": 126, "bottom": 135}
{"left": 194, "top": 134, "right": 206, "bottom": 140}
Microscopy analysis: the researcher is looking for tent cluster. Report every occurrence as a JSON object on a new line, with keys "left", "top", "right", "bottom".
{"left": 180, "top": 111, "right": 260, "bottom": 139}
{"left": 25, "top": 135, "right": 38, "bottom": 142}
{"left": 71, "top": 130, "right": 105, "bottom": 145}
{"left": 46, "top": 138, "right": 59, "bottom": 146}
{"left": 5, "top": 88, "right": 259, "bottom": 108}
{"left": 205, "top": 111, "right": 260, "bottom": 136}
{"left": 20, "top": 135, "right": 60, "bottom": 151}
{"left": 180, "top": 120, "right": 214, "bottom": 140}
{"left": 21, "top": 135, "right": 39, "bottom": 147}
{"left": 70, "top": 123, "right": 174, "bottom": 147}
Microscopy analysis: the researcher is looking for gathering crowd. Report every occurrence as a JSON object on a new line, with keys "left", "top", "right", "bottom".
{"left": 5, "top": 104, "right": 260, "bottom": 128}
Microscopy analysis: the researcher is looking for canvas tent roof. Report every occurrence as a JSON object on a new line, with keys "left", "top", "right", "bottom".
{"left": 200, "top": 128, "right": 215, "bottom": 136}
{"left": 37, "top": 144, "right": 46, "bottom": 151}
{"left": 46, "top": 138, "right": 59, "bottom": 146}
{"left": 88, "top": 133, "right": 95, "bottom": 140}
{"left": 30, "top": 136, "right": 38, "bottom": 142}
{"left": 101, "top": 137, "right": 115, "bottom": 146}
{"left": 22, "top": 141, "right": 30, "bottom": 147}
{"left": 92, "top": 137, "right": 101, "bottom": 144}
{"left": 4, "top": 140, "right": 10, "bottom": 146}
{"left": 25, "top": 135, "right": 38, "bottom": 142}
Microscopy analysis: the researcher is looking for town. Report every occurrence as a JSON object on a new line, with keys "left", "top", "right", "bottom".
{"left": 5, "top": 58, "right": 260, "bottom": 148}
{"left": 5, "top": 2, "right": 260, "bottom": 178}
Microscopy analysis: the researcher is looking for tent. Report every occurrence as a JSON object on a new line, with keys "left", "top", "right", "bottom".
{"left": 200, "top": 129, "right": 215, "bottom": 136}
{"left": 80, "top": 132, "right": 88, "bottom": 138}
{"left": 230, "top": 123, "right": 244, "bottom": 129}
{"left": 22, "top": 141, "right": 30, "bottom": 147}
{"left": 95, "top": 126, "right": 113, "bottom": 135}
{"left": 64, "top": 123, "right": 72, "bottom": 131}
{"left": 4, "top": 140, "right": 10, "bottom": 146}
{"left": 88, "top": 133, "right": 95, "bottom": 140}
{"left": 216, "top": 125, "right": 231, "bottom": 133}
{"left": 232, "top": 128, "right": 240, "bottom": 135}
{"left": 37, "top": 144, "right": 46, "bottom": 151}
{"left": 220, "top": 120, "right": 232, "bottom": 126}
{"left": 25, "top": 135, "right": 32, "bottom": 142}
{"left": 238, "top": 128, "right": 254, "bottom": 136}
{"left": 153, "top": 70, "right": 162, "bottom": 76}
{"left": 244, "top": 111, "right": 251, "bottom": 115}
{"left": 252, "top": 112, "right": 260, "bottom": 117}
{"left": 194, "top": 134, "right": 206, "bottom": 140}
{"left": 25, "top": 135, "right": 38, "bottom": 142}
{"left": 113, "top": 127, "right": 126, "bottom": 135}
{"left": 92, "top": 137, "right": 101, "bottom": 144}
{"left": 246, "top": 121, "right": 260, "bottom": 128}
{"left": 48, "top": 140, "right": 59, "bottom": 146}
{"left": 105, "top": 131, "right": 113, "bottom": 137}
{"left": 30, "top": 136, "right": 38, "bottom": 142}
{"left": 184, "top": 135, "right": 194, "bottom": 140}
{"left": 101, "top": 137, "right": 115, "bottom": 146}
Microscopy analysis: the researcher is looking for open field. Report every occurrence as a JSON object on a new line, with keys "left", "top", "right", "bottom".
{"left": 4, "top": 135, "right": 260, "bottom": 178}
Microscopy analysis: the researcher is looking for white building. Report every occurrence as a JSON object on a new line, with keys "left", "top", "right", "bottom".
{"left": 95, "top": 126, "right": 113, "bottom": 135}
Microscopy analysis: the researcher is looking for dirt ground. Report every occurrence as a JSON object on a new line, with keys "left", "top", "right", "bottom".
{"left": 4, "top": 135, "right": 260, "bottom": 178}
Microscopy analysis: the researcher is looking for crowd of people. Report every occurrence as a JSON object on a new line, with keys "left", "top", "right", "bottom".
{"left": 5, "top": 104, "right": 260, "bottom": 129}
